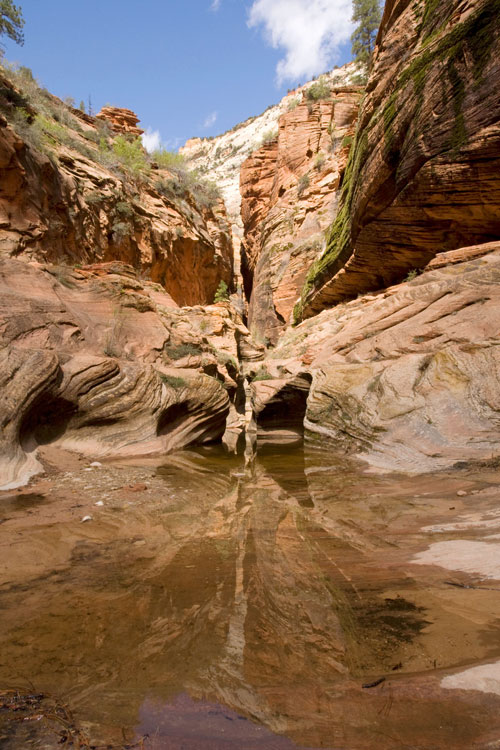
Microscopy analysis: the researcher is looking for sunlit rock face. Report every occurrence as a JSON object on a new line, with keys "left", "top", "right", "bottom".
{"left": 240, "top": 88, "right": 361, "bottom": 344}
{"left": 298, "top": 0, "right": 500, "bottom": 319}
{"left": 95, "top": 106, "right": 144, "bottom": 137}
{"left": 0, "top": 78, "right": 233, "bottom": 306}
{"left": 0, "top": 260, "right": 262, "bottom": 489}
{"left": 258, "top": 242, "right": 500, "bottom": 472}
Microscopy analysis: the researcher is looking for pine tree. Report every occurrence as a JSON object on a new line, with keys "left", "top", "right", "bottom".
{"left": 213, "top": 280, "right": 229, "bottom": 303}
{"left": 351, "top": 0, "right": 381, "bottom": 65}
{"left": 0, "top": 1, "right": 24, "bottom": 48}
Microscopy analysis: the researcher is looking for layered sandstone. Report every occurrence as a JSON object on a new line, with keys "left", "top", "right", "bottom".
{"left": 253, "top": 242, "right": 500, "bottom": 472}
{"left": 297, "top": 0, "right": 500, "bottom": 320}
{"left": 240, "top": 88, "right": 360, "bottom": 343}
{"left": 180, "top": 64, "right": 364, "bottom": 232}
{"left": 95, "top": 106, "right": 144, "bottom": 137}
{"left": 0, "top": 72, "right": 233, "bottom": 306}
{"left": 0, "top": 259, "right": 259, "bottom": 490}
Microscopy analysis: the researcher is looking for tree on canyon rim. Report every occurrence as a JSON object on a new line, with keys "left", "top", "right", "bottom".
{"left": 351, "top": 0, "right": 382, "bottom": 64}
{"left": 0, "top": 0, "right": 24, "bottom": 48}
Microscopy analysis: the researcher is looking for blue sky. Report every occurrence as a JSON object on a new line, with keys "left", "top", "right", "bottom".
{"left": 2, "top": 0, "right": 354, "bottom": 151}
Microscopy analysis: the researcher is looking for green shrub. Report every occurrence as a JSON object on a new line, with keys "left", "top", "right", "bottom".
{"left": 160, "top": 373, "right": 187, "bottom": 389}
{"left": 297, "top": 173, "right": 310, "bottom": 196}
{"left": 251, "top": 367, "right": 273, "bottom": 382}
{"left": 314, "top": 152, "right": 325, "bottom": 171}
{"left": 112, "top": 135, "right": 150, "bottom": 177}
{"left": 213, "top": 280, "right": 229, "bottom": 303}
{"left": 152, "top": 148, "right": 186, "bottom": 169}
{"left": 166, "top": 343, "right": 202, "bottom": 360}
{"left": 111, "top": 220, "right": 132, "bottom": 243}
{"left": 261, "top": 128, "right": 278, "bottom": 145}
{"left": 306, "top": 76, "right": 331, "bottom": 101}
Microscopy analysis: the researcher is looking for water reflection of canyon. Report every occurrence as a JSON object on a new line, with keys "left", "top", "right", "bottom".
{"left": 1, "top": 445, "right": 500, "bottom": 748}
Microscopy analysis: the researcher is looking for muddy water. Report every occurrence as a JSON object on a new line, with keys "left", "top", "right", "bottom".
{"left": 1, "top": 445, "right": 500, "bottom": 748}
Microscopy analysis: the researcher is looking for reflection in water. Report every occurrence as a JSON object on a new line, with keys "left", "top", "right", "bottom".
{"left": 0, "top": 445, "right": 500, "bottom": 748}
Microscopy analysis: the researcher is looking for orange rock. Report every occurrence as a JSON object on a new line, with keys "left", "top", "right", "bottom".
{"left": 299, "top": 0, "right": 500, "bottom": 318}
{"left": 240, "top": 90, "right": 361, "bottom": 343}
{"left": 95, "top": 106, "right": 144, "bottom": 137}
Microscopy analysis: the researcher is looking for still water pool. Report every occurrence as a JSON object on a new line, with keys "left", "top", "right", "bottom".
{"left": 1, "top": 444, "right": 500, "bottom": 748}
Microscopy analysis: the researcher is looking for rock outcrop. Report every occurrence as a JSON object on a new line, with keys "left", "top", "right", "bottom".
{"left": 240, "top": 87, "right": 361, "bottom": 343}
{"left": 95, "top": 106, "right": 144, "bottom": 137}
{"left": 0, "top": 71, "right": 233, "bottom": 306}
{"left": 255, "top": 242, "right": 500, "bottom": 472}
{"left": 0, "top": 259, "right": 258, "bottom": 489}
{"left": 296, "top": 0, "right": 500, "bottom": 320}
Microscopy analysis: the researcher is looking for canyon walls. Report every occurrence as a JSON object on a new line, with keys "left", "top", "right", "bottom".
{"left": 0, "top": 258, "right": 261, "bottom": 489}
{"left": 295, "top": 0, "right": 500, "bottom": 320}
{"left": 240, "top": 87, "right": 361, "bottom": 344}
{"left": 0, "top": 77, "right": 233, "bottom": 306}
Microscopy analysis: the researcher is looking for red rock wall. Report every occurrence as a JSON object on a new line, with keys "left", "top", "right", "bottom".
{"left": 298, "top": 0, "right": 500, "bottom": 319}
{"left": 240, "top": 88, "right": 361, "bottom": 344}
{"left": 0, "top": 87, "right": 233, "bottom": 307}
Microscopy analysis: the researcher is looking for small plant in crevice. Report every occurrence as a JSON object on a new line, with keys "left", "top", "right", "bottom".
{"left": 213, "top": 279, "right": 229, "bottom": 303}
{"left": 314, "top": 151, "right": 326, "bottom": 171}
{"left": 404, "top": 268, "right": 419, "bottom": 282}
{"left": 165, "top": 343, "right": 202, "bottom": 360}
{"left": 251, "top": 366, "right": 273, "bottom": 382}
{"left": 297, "top": 173, "right": 310, "bottom": 196}
{"left": 159, "top": 373, "right": 187, "bottom": 389}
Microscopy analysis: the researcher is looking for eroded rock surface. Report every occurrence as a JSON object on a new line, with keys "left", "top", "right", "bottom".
{"left": 257, "top": 243, "right": 500, "bottom": 472}
{"left": 297, "top": 0, "right": 500, "bottom": 319}
{"left": 0, "top": 74, "right": 233, "bottom": 306}
{"left": 240, "top": 88, "right": 360, "bottom": 343}
{"left": 0, "top": 260, "right": 258, "bottom": 489}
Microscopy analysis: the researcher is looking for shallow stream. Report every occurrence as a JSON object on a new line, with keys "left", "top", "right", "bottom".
{"left": 1, "top": 444, "right": 500, "bottom": 748}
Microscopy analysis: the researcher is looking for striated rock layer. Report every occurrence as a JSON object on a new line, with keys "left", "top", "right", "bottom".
{"left": 0, "top": 73, "right": 233, "bottom": 306}
{"left": 240, "top": 87, "right": 361, "bottom": 343}
{"left": 255, "top": 243, "right": 500, "bottom": 472}
{"left": 0, "top": 260, "right": 259, "bottom": 490}
{"left": 297, "top": 0, "right": 500, "bottom": 320}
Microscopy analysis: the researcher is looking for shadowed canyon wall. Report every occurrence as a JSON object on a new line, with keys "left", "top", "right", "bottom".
{"left": 294, "top": 0, "right": 500, "bottom": 320}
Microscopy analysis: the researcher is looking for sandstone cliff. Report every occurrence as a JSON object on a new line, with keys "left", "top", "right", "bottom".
{"left": 295, "top": 0, "right": 500, "bottom": 320}
{"left": 0, "top": 258, "right": 261, "bottom": 489}
{"left": 252, "top": 242, "right": 500, "bottom": 472}
{"left": 240, "top": 86, "right": 361, "bottom": 344}
{"left": 0, "top": 69, "right": 233, "bottom": 306}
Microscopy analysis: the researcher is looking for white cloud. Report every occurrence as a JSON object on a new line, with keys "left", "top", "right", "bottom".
{"left": 210, "top": 0, "right": 221, "bottom": 11}
{"left": 203, "top": 111, "right": 218, "bottom": 128}
{"left": 142, "top": 128, "right": 161, "bottom": 152}
{"left": 248, "top": 0, "right": 353, "bottom": 85}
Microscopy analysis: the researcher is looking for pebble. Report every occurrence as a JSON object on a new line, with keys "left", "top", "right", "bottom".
{"left": 81, "top": 515, "right": 93, "bottom": 523}
{"left": 457, "top": 490, "right": 467, "bottom": 497}
{"left": 90, "top": 461, "right": 103, "bottom": 468}
{"left": 129, "top": 483, "right": 148, "bottom": 492}
{"left": 95, "top": 501, "right": 104, "bottom": 507}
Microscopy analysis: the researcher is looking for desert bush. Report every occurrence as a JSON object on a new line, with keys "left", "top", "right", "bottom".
{"left": 152, "top": 148, "right": 186, "bottom": 170}
{"left": 297, "top": 173, "right": 310, "bottom": 196}
{"left": 165, "top": 343, "right": 202, "bottom": 360}
{"left": 314, "top": 152, "right": 325, "bottom": 171}
{"left": 306, "top": 76, "right": 331, "bottom": 101}
{"left": 111, "top": 220, "right": 133, "bottom": 243}
{"left": 112, "top": 135, "right": 150, "bottom": 177}
{"left": 261, "top": 128, "right": 278, "bottom": 145}
{"left": 159, "top": 373, "right": 187, "bottom": 389}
